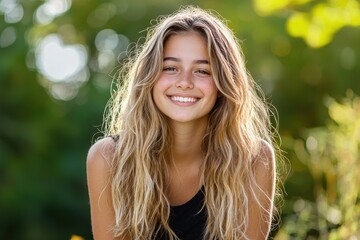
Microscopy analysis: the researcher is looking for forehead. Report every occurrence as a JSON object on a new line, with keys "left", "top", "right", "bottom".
{"left": 163, "top": 31, "right": 209, "bottom": 59}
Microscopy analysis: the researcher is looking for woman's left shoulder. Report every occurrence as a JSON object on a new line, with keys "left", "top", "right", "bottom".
{"left": 252, "top": 140, "right": 275, "bottom": 176}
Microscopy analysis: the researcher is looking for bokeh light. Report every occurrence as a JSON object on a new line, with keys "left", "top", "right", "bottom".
{"left": 0, "top": 26, "right": 16, "bottom": 48}
{"left": 35, "top": 34, "right": 88, "bottom": 83}
{"left": 35, "top": 34, "right": 89, "bottom": 100}
{"left": 94, "top": 29, "right": 129, "bottom": 73}
{"left": 0, "top": 0, "right": 24, "bottom": 23}
{"left": 1, "top": 0, "right": 360, "bottom": 239}
{"left": 35, "top": 0, "right": 72, "bottom": 24}
{"left": 87, "top": 2, "right": 119, "bottom": 28}
{"left": 340, "top": 47, "right": 356, "bottom": 70}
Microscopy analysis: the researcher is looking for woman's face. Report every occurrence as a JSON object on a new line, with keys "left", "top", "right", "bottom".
{"left": 152, "top": 31, "right": 218, "bottom": 125}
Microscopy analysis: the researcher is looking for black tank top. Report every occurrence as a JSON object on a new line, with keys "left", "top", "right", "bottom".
{"left": 109, "top": 136, "right": 206, "bottom": 239}
{"left": 155, "top": 187, "right": 206, "bottom": 240}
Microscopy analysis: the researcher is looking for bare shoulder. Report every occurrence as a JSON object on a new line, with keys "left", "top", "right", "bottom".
{"left": 251, "top": 140, "right": 276, "bottom": 196}
{"left": 87, "top": 137, "right": 118, "bottom": 240}
{"left": 253, "top": 140, "right": 275, "bottom": 173}
{"left": 246, "top": 143, "right": 276, "bottom": 238}
{"left": 87, "top": 137, "right": 116, "bottom": 170}
{"left": 87, "top": 137, "right": 117, "bottom": 184}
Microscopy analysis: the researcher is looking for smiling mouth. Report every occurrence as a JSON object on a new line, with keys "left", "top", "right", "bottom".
{"left": 170, "top": 96, "right": 199, "bottom": 103}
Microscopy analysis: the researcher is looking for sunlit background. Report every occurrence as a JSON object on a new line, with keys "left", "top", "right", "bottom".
{"left": 1, "top": 0, "right": 359, "bottom": 239}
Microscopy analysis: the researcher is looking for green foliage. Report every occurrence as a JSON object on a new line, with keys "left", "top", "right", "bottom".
{"left": 254, "top": 0, "right": 360, "bottom": 48}
{"left": 0, "top": 0, "right": 359, "bottom": 239}
{"left": 278, "top": 91, "right": 360, "bottom": 239}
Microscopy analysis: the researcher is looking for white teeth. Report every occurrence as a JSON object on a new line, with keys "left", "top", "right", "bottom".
{"left": 171, "top": 96, "right": 197, "bottom": 103}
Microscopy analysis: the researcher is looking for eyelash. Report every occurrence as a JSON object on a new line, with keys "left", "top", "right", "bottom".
{"left": 163, "top": 67, "right": 210, "bottom": 76}
{"left": 196, "top": 69, "right": 210, "bottom": 75}
{"left": 163, "top": 67, "right": 177, "bottom": 72}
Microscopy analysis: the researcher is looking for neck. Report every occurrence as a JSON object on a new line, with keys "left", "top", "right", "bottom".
{"left": 169, "top": 119, "right": 207, "bottom": 165}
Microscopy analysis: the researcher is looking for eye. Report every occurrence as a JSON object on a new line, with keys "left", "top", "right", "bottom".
{"left": 195, "top": 69, "right": 211, "bottom": 76}
{"left": 163, "top": 66, "right": 177, "bottom": 72}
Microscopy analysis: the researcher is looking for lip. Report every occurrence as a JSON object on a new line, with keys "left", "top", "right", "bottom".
{"left": 167, "top": 93, "right": 201, "bottom": 98}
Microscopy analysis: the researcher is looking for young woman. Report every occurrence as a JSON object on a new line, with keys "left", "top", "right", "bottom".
{"left": 87, "top": 6, "right": 279, "bottom": 240}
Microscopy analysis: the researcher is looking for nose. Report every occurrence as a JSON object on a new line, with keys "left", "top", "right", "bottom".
{"left": 175, "top": 71, "right": 194, "bottom": 89}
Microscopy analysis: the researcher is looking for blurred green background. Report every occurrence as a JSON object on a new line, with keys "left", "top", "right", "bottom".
{"left": 0, "top": 0, "right": 359, "bottom": 239}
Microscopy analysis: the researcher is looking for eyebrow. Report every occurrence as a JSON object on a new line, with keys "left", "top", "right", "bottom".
{"left": 163, "top": 57, "right": 209, "bottom": 65}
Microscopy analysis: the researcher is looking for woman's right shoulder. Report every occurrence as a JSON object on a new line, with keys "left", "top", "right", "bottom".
{"left": 87, "top": 137, "right": 117, "bottom": 170}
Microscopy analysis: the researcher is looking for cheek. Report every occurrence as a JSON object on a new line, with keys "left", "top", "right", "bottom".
{"left": 201, "top": 79, "right": 218, "bottom": 98}
{"left": 152, "top": 83, "right": 160, "bottom": 106}
{"left": 153, "top": 76, "right": 170, "bottom": 92}
{"left": 152, "top": 77, "right": 167, "bottom": 107}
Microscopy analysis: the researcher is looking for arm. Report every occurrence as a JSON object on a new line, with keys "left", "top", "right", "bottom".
{"left": 246, "top": 141, "right": 276, "bottom": 240}
{"left": 86, "top": 137, "right": 117, "bottom": 240}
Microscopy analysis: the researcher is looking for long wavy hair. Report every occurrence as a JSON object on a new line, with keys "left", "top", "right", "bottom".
{"left": 103, "top": 6, "right": 279, "bottom": 240}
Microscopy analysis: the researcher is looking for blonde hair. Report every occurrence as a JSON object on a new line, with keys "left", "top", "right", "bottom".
{"left": 104, "top": 6, "right": 279, "bottom": 239}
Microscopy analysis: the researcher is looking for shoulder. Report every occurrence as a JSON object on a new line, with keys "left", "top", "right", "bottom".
{"left": 253, "top": 140, "right": 275, "bottom": 173}
{"left": 245, "top": 141, "right": 276, "bottom": 238}
{"left": 251, "top": 140, "right": 276, "bottom": 192}
{"left": 87, "top": 137, "right": 118, "bottom": 240}
{"left": 87, "top": 137, "right": 117, "bottom": 174}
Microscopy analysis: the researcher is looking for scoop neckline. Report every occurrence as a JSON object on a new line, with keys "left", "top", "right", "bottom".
{"left": 170, "top": 186, "right": 204, "bottom": 209}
